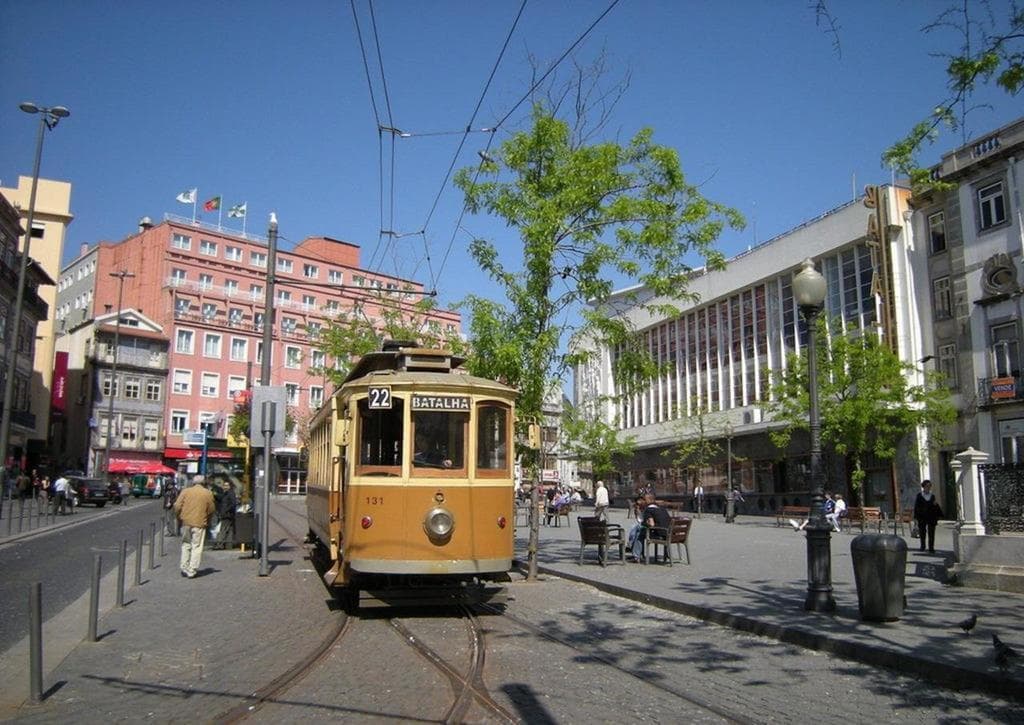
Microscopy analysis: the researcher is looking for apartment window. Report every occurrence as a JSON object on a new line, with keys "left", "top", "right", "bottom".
{"left": 228, "top": 308, "right": 243, "bottom": 326}
{"left": 303, "top": 263, "right": 319, "bottom": 279}
{"left": 277, "top": 258, "right": 293, "bottom": 273}
{"left": 251, "top": 251, "right": 267, "bottom": 268}
{"left": 146, "top": 380, "right": 162, "bottom": 402}
{"left": 227, "top": 375, "right": 246, "bottom": 399}
{"left": 102, "top": 373, "right": 119, "bottom": 398}
{"left": 124, "top": 377, "right": 141, "bottom": 400}
{"left": 225, "top": 279, "right": 239, "bottom": 297}
{"left": 172, "top": 269, "right": 187, "bottom": 287}
{"left": 254, "top": 312, "right": 264, "bottom": 330}
{"left": 201, "top": 303, "right": 217, "bottom": 321}
{"left": 199, "top": 273, "right": 213, "bottom": 291}
{"left": 143, "top": 420, "right": 160, "bottom": 448}
{"left": 933, "top": 277, "right": 952, "bottom": 319}
{"left": 121, "top": 419, "right": 138, "bottom": 445}
{"left": 978, "top": 180, "right": 1007, "bottom": 230}
{"left": 201, "top": 372, "right": 220, "bottom": 397}
{"left": 937, "top": 343, "right": 958, "bottom": 389}
{"left": 353, "top": 275, "right": 365, "bottom": 287}
{"left": 204, "top": 333, "right": 222, "bottom": 357}
{"left": 285, "top": 345, "right": 302, "bottom": 368}
{"left": 308, "top": 322, "right": 322, "bottom": 341}
{"left": 175, "top": 297, "right": 190, "bottom": 317}
{"left": 172, "top": 233, "right": 191, "bottom": 250}
{"left": 927, "top": 211, "right": 946, "bottom": 254}
{"left": 176, "top": 329, "right": 195, "bottom": 354}
{"left": 282, "top": 317, "right": 297, "bottom": 334}
{"left": 256, "top": 341, "right": 264, "bottom": 365}
{"left": 992, "top": 322, "right": 1020, "bottom": 377}
{"left": 225, "top": 245, "right": 243, "bottom": 262}
{"left": 302, "top": 295, "right": 316, "bottom": 309}
{"left": 285, "top": 383, "right": 299, "bottom": 406}
{"left": 171, "top": 410, "right": 189, "bottom": 434}
{"left": 310, "top": 385, "right": 324, "bottom": 408}
{"left": 172, "top": 369, "right": 192, "bottom": 394}
{"left": 250, "top": 284, "right": 263, "bottom": 299}
{"left": 328, "top": 269, "right": 343, "bottom": 284}
{"left": 230, "top": 337, "right": 248, "bottom": 361}
{"left": 324, "top": 300, "right": 340, "bottom": 313}
{"left": 277, "top": 290, "right": 291, "bottom": 303}
{"left": 200, "top": 239, "right": 217, "bottom": 256}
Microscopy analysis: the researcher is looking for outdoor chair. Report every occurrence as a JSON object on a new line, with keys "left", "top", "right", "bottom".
{"left": 577, "top": 516, "right": 626, "bottom": 566}
{"left": 644, "top": 516, "right": 692, "bottom": 566}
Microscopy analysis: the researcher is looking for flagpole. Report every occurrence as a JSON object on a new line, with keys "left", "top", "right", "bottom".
{"left": 217, "top": 198, "right": 223, "bottom": 230}
{"left": 192, "top": 189, "right": 197, "bottom": 224}
{"left": 242, "top": 206, "right": 247, "bottom": 236}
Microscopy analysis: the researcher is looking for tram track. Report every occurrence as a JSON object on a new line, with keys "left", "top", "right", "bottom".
{"left": 388, "top": 605, "right": 518, "bottom": 724}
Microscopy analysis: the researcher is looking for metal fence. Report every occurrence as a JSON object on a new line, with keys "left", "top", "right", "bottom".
{"left": 979, "top": 463, "right": 1024, "bottom": 534}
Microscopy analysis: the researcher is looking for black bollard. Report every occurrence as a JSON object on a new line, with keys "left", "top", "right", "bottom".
{"left": 135, "top": 530, "right": 143, "bottom": 586}
{"left": 29, "top": 582, "right": 43, "bottom": 703}
{"left": 88, "top": 555, "right": 101, "bottom": 642}
{"left": 18, "top": 498, "right": 25, "bottom": 534}
{"left": 149, "top": 522, "right": 156, "bottom": 570}
{"left": 117, "top": 540, "right": 127, "bottom": 607}
{"left": 159, "top": 523, "right": 165, "bottom": 557}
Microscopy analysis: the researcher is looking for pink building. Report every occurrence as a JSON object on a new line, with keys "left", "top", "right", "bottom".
{"left": 57, "top": 217, "right": 461, "bottom": 490}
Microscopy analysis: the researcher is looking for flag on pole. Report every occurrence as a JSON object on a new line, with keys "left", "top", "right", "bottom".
{"left": 203, "top": 196, "right": 222, "bottom": 212}
{"left": 176, "top": 188, "right": 197, "bottom": 204}
{"left": 228, "top": 202, "right": 247, "bottom": 218}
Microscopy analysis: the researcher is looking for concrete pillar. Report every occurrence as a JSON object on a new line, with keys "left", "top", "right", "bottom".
{"left": 954, "top": 447, "right": 988, "bottom": 536}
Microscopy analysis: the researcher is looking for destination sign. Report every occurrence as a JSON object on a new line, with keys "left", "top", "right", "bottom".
{"left": 412, "top": 395, "right": 470, "bottom": 411}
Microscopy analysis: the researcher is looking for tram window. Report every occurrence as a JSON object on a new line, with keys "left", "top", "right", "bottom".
{"left": 357, "top": 398, "right": 404, "bottom": 473}
{"left": 477, "top": 404, "right": 510, "bottom": 475}
{"left": 412, "top": 411, "right": 466, "bottom": 472}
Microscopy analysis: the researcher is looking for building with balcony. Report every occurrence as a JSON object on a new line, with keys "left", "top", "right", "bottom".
{"left": 0, "top": 176, "right": 73, "bottom": 470}
{"left": 57, "top": 215, "right": 461, "bottom": 489}
{"left": 573, "top": 185, "right": 930, "bottom": 516}
{"left": 0, "top": 193, "right": 56, "bottom": 471}
{"left": 910, "top": 117, "right": 1024, "bottom": 465}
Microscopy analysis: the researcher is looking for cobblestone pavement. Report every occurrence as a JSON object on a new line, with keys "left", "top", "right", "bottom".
{"left": 0, "top": 498, "right": 1020, "bottom": 723}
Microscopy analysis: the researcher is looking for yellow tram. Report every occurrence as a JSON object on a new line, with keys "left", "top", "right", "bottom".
{"left": 306, "top": 341, "right": 516, "bottom": 608}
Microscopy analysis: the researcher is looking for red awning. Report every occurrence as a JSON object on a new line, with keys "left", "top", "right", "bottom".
{"left": 107, "top": 458, "right": 165, "bottom": 474}
{"left": 163, "top": 448, "right": 235, "bottom": 460}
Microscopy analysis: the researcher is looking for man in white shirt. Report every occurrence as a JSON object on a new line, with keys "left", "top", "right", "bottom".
{"left": 594, "top": 480, "right": 609, "bottom": 522}
{"left": 53, "top": 475, "right": 69, "bottom": 515}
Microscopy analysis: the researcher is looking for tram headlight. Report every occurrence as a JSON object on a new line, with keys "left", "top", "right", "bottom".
{"left": 424, "top": 506, "right": 454, "bottom": 540}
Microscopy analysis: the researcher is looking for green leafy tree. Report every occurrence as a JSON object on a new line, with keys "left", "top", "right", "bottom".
{"left": 456, "top": 103, "right": 743, "bottom": 446}
{"left": 560, "top": 398, "right": 635, "bottom": 481}
{"left": 662, "top": 401, "right": 726, "bottom": 493}
{"left": 883, "top": 2, "right": 1024, "bottom": 191}
{"left": 314, "top": 296, "right": 468, "bottom": 386}
{"left": 769, "top": 318, "right": 956, "bottom": 493}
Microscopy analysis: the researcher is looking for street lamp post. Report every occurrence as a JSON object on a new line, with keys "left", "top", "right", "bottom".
{"left": 723, "top": 422, "right": 735, "bottom": 523}
{"left": 0, "top": 102, "right": 69, "bottom": 507}
{"left": 101, "top": 270, "right": 135, "bottom": 478}
{"left": 792, "top": 257, "right": 835, "bottom": 613}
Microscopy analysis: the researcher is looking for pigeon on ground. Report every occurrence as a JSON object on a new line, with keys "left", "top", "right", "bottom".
{"left": 958, "top": 613, "right": 977, "bottom": 634}
{"left": 992, "top": 633, "right": 1019, "bottom": 669}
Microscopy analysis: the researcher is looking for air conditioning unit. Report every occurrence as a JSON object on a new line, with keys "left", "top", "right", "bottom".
{"left": 743, "top": 408, "right": 763, "bottom": 425}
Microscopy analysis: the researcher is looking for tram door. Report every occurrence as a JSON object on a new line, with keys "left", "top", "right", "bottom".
{"left": 276, "top": 453, "right": 307, "bottom": 494}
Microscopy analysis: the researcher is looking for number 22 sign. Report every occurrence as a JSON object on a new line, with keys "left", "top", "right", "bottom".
{"left": 367, "top": 386, "right": 392, "bottom": 409}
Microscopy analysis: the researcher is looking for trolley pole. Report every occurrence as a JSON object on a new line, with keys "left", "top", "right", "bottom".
{"left": 259, "top": 401, "right": 275, "bottom": 577}
{"left": 255, "top": 213, "right": 277, "bottom": 561}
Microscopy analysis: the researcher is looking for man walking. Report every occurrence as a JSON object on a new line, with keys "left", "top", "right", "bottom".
{"left": 173, "top": 474, "right": 216, "bottom": 578}
{"left": 53, "top": 473, "right": 70, "bottom": 515}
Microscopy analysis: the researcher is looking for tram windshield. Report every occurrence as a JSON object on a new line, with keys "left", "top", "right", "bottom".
{"left": 412, "top": 411, "right": 467, "bottom": 472}
{"left": 357, "top": 398, "right": 404, "bottom": 474}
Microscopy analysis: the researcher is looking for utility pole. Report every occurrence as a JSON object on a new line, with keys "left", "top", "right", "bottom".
{"left": 255, "top": 213, "right": 277, "bottom": 568}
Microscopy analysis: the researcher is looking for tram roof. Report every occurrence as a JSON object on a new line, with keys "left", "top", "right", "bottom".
{"left": 344, "top": 344, "right": 467, "bottom": 383}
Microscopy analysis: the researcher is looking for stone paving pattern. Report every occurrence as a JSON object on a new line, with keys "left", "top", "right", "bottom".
{"left": 0, "top": 499, "right": 1020, "bottom": 721}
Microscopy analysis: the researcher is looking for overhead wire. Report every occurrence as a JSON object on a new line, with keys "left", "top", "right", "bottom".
{"left": 432, "top": 0, "right": 623, "bottom": 287}
{"left": 368, "top": 0, "right": 401, "bottom": 279}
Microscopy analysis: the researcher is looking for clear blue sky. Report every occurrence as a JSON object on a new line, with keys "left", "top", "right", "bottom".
{"left": 2, "top": 0, "right": 1021, "bottom": 315}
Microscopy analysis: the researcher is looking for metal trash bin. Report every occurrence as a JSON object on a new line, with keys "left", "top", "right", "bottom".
{"left": 850, "top": 534, "right": 907, "bottom": 621}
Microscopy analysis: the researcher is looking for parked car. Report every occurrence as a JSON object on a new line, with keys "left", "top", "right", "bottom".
{"left": 107, "top": 482, "right": 123, "bottom": 505}
{"left": 67, "top": 476, "right": 110, "bottom": 507}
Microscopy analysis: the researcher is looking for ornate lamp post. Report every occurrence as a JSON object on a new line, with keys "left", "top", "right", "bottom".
{"left": 792, "top": 257, "right": 835, "bottom": 613}
{"left": 0, "top": 102, "right": 69, "bottom": 505}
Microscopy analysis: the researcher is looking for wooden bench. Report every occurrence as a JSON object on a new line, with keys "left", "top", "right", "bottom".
{"left": 841, "top": 506, "right": 883, "bottom": 533}
{"left": 644, "top": 516, "right": 693, "bottom": 566}
{"left": 577, "top": 516, "right": 626, "bottom": 566}
{"left": 777, "top": 505, "right": 810, "bottom": 527}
